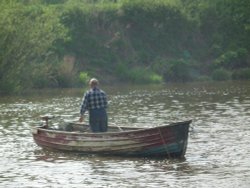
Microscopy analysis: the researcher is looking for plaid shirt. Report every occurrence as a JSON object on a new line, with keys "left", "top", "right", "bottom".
{"left": 80, "top": 87, "right": 108, "bottom": 115}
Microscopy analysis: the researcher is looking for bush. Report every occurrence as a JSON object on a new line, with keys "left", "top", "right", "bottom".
{"left": 0, "top": 79, "right": 21, "bottom": 95}
{"left": 115, "top": 63, "right": 162, "bottom": 84}
{"left": 212, "top": 68, "right": 231, "bottom": 81}
{"left": 149, "top": 73, "right": 163, "bottom": 83}
{"left": 127, "top": 68, "right": 163, "bottom": 84}
{"left": 31, "top": 64, "right": 58, "bottom": 88}
{"left": 213, "top": 48, "right": 248, "bottom": 69}
{"left": 232, "top": 68, "right": 250, "bottom": 80}
{"left": 163, "top": 59, "right": 196, "bottom": 82}
{"left": 120, "top": 0, "right": 191, "bottom": 58}
{"left": 79, "top": 72, "right": 90, "bottom": 85}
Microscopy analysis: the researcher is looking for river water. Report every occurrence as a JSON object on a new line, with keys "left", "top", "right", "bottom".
{"left": 0, "top": 81, "right": 250, "bottom": 188}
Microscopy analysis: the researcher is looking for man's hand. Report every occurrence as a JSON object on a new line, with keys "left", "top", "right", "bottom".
{"left": 79, "top": 116, "right": 84, "bottom": 122}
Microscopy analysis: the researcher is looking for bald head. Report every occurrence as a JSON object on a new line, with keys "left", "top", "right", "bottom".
{"left": 89, "top": 78, "right": 99, "bottom": 88}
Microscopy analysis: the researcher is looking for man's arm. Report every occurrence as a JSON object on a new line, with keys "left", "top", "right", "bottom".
{"left": 79, "top": 93, "right": 89, "bottom": 122}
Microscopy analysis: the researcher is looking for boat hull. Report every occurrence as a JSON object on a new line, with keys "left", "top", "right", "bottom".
{"left": 32, "top": 120, "right": 191, "bottom": 158}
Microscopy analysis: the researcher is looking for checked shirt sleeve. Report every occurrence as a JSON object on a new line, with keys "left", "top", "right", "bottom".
{"left": 80, "top": 92, "right": 89, "bottom": 116}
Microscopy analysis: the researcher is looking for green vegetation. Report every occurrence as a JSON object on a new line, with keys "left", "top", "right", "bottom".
{"left": 0, "top": 0, "right": 250, "bottom": 94}
{"left": 212, "top": 68, "right": 231, "bottom": 81}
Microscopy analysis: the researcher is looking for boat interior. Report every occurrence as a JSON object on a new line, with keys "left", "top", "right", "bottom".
{"left": 41, "top": 122, "right": 141, "bottom": 133}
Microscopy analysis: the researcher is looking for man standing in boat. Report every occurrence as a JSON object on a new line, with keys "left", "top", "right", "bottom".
{"left": 79, "top": 78, "right": 108, "bottom": 132}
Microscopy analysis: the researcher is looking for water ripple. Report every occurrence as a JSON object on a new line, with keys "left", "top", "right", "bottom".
{"left": 0, "top": 81, "right": 250, "bottom": 187}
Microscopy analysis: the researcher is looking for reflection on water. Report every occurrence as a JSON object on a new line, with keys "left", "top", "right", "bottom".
{"left": 0, "top": 81, "right": 250, "bottom": 187}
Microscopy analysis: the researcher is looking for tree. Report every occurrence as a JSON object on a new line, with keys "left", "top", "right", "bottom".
{"left": 0, "top": 2, "right": 67, "bottom": 94}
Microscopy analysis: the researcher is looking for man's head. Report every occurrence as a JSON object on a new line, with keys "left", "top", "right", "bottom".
{"left": 89, "top": 78, "right": 99, "bottom": 88}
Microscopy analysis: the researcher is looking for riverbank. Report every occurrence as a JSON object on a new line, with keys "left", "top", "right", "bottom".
{"left": 2, "top": 80, "right": 250, "bottom": 98}
{"left": 1, "top": 0, "right": 250, "bottom": 94}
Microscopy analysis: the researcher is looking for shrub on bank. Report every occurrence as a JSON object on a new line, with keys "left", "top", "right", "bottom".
{"left": 115, "top": 63, "right": 162, "bottom": 84}
{"left": 1, "top": 0, "right": 250, "bottom": 94}
{"left": 232, "top": 68, "right": 250, "bottom": 80}
{"left": 163, "top": 59, "right": 197, "bottom": 82}
{"left": 79, "top": 72, "right": 90, "bottom": 85}
{"left": 212, "top": 68, "right": 231, "bottom": 81}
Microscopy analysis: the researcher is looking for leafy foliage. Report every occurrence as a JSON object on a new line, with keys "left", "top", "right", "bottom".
{"left": 1, "top": 0, "right": 250, "bottom": 94}
{"left": 212, "top": 68, "right": 231, "bottom": 81}
{"left": 232, "top": 68, "right": 250, "bottom": 80}
{"left": 79, "top": 72, "right": 90, "bottom": 85}
{"left": 0, "top": 1, "right": 67, "bottom": 94}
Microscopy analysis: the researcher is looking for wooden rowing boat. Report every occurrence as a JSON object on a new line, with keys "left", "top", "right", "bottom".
{"left": 32, "top": 117, "right": 191, "bottom": 158}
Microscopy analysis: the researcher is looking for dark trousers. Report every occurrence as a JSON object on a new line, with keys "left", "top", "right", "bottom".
{"left": 89, "top": 108, "right": 108, "bottom": 132}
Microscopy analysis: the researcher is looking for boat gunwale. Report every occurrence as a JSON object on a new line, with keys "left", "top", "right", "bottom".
{"left": 33, "top": 120, "right": 192, "bottom": 136}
